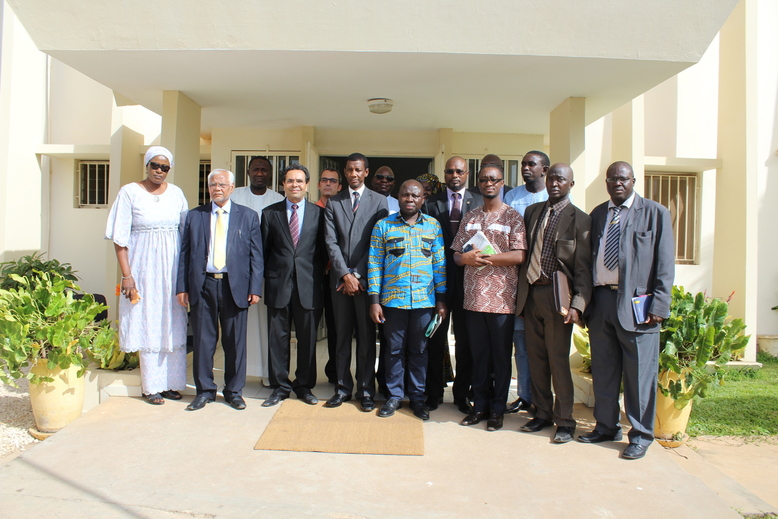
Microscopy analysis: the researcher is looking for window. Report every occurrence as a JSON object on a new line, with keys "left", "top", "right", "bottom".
{"left": 644, "top": 172, "right": 699, "bottom": 264}
{"left": 232, "top": 153, "right": 300, "bottom": 192}
{"left": 198, "top": 161, "right": 212, "bottom": 205}
{"left": 77, "top": 161, "right": 109, "bottom": 207}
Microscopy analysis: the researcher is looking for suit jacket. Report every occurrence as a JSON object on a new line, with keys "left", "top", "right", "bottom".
{"left": 588, "top": 193, "right": 675, "bottom": 332}
{"left": 324, "top": 187, "right": 389, "bottom": 289}
{"left": 422, "top": 189, "right": 483, "bottom": 304}
{"left": 261, "top": 199, "right": 326, "bottom": 310}
{"left": 177, "top": 201, "right": 264, "bottom": 308}
{"left": 515, "top": 200, "right": 592, "bottom": 316}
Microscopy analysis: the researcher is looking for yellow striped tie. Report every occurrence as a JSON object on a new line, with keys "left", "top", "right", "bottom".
{"left": 214, "top": 209, "right": 226, "bottom": 270}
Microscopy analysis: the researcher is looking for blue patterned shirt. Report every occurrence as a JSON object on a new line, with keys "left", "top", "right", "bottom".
{"left": 368, "top": 212, "right": 446, "bottom": 309}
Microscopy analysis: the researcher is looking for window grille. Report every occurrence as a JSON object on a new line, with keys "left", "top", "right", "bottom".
{"left": 198, "top": 161, "right": 212, "bottom": 205}
{"left": 78, "top": 161, "right": 109, "bottom": 207}
{"left": 644, "top": 172, "right": 699, "bottom": 264}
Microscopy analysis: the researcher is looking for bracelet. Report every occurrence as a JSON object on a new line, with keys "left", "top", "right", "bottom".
{"left": 121, "top": 275, "right": 133, "bottom": 280}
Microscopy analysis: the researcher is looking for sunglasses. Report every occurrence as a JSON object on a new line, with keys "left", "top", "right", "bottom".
{"left": 149, "top": 162, "right": 171, "bottom": 173}
{"left": 478, "top": 177, "right": 504, "bottom": 185}
{"left": 375, "top": 174, "right": 395, "bottom": 181}
{"left": 444, "top": 168, "right": 466, "bottom": 175}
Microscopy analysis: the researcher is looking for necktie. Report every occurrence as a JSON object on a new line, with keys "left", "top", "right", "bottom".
{"left": 352, "top": 191, "right": 360, "bottom": 214}
{"left": 214, "top": 208, "right": 227, "bottom": 270}
{"left": 604, "top": 206, "right": 623, "bottom": 271}
{"left": 450, "top": 192, "right": 462, "bottom": 236}
{"left": 289, "top": 203, "right": 300, "bottom": 248}
{"left": 527, "top": 208, "right": 552, "bottom": 284}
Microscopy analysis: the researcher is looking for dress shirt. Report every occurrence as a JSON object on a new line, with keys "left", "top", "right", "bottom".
{"left": 207, "top": 199, "right": 232, "bottom": 273}
{"left": 368, "top": 212, "right": 446, "bottom": 309}
{"left": 531, "top": 197, "right": 571, "bottom": 284}
{"left": 445, "top": 187, "right": 468, "bottom": 214}
{"left": 593, "top": 192, "right": 636, "bottom": 286}
{"left": 286, "top": 198, "right": 305, "bottom": 237}
{"left": 386, "top": 195, "right": 400, "bottom": 215}
{"left": 348, "top": 185, "right": 367, "bottom": 210}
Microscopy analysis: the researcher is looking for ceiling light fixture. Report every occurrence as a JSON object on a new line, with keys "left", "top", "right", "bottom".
{"left": 367, "top": 98, "right": 393, "bottom": 115}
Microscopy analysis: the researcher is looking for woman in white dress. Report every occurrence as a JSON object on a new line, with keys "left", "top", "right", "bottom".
{"left": 105, "top": 146, "right": 189, "bottom": 405}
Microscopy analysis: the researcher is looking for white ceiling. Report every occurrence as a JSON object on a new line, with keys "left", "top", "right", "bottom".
{"left": 8, "top": 0, "right": 739, "bottom": 136}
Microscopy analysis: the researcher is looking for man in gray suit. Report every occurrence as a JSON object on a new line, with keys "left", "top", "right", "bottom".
{"left": 515, "top": 163, "right": 592, "bottom": 443}
{"left": 579, "top": 161, "right": 674, "bottom": 459}
{"left": 323, "top": 153, "right": 389, "bottom": 411}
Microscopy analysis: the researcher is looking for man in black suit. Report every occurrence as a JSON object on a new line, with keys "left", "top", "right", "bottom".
{"left": 260, "top": 164, "right": 326, "bottom": 407}
{"left": 579, "top": 161, "right": 674, "bottom": 460}
{"left": 514, "top": 163, "right": 592, "bottom": 443}
{"left": 422, "top": 155, "right": 483, "bottom": 414}
{"left": 177, "top": 168, "right": 264, "bottom": 411}
{"left": 323, "top": 153, "right": 389, "bottom": 411}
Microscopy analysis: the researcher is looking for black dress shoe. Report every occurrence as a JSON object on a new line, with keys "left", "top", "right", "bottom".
{"left": 261, "top": 392, "right": 286, "bottom": 407}
{"left": 297, "top": 391, "right": 319, "bottom": 405}
{"left": 185, "top": 394, "right": 214, "bottom": 411}
{"left": 360, "top": 396, "right": 376, "bottom": 412}
{"left": 521, "top": 417, "right": 553, "bottom": 432}
{"left": 323, "top": 393, "right": 352, "bottom": 408}
{"left": 410, "top": 400, "right": 430, "bottom": 420}
{"left": 486, "top": 413, "right": 504, "bottom": 431}
{"left": 378, "top": 397, "right": 403, "bottom": 417}
{"left": 577, "top": 429, "right": 624, "bottom": 443}
{"left": 226, "top": 395, "right": 247, "bottom": 410}
{"left": 622, "top": 443, "right": 649, "bottom": 460}
{"left": 425, "top": 396, "right": 443, "bottom": 411}
{"left": 553, "top": 426, "right": 575, "bottom": 443}
{"left": 460, "top": 411, "right": 488, "bottom": 426}
{"left": 454, "top": 399, "right": 474, "bottom": 415}
{"left": 506, "top": 397, "right": 532, "bottom": 414}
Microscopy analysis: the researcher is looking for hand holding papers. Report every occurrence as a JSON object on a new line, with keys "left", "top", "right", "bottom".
{"left": 462, "top": 230, "right": 500, "bottom": 270}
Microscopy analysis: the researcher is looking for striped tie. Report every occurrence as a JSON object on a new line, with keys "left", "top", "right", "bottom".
{"left": 604, "top": 206, "right": 622, "bottom": 271}
{"left": 352, "top": 191, "right": 360, "bottom": 214}
{"left": 289, "top": 203, "right": 300, "bottom": 248}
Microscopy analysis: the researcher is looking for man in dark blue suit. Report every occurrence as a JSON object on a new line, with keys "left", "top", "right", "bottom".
{"left": 260, "top": 164, "right": 326, "bottom": 407}
{"left": 177, "top": 168, "right": 264, "bottom": 411}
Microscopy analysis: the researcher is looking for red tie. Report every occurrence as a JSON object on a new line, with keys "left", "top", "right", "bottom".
{"left": 290, "top": 203, "right": 300, "bottom": 248}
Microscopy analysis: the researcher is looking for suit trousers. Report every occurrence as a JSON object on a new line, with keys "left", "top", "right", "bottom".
{"left": 512, "top": 316, "right": 533, "bottom": 404}
{"left": 321, "top": 272, "right": 338, "bottom": 383}
{"left": 466, "top": 310, "right": 514, "bottom": 415}
{"left": 588, "top": 287, "right": 659, "bottom": 446}
{"left": 331, "top": 288, "right": 376, "bottom": 398}
{"left": 451, "top": 304, "right": 474, "bottom": 403}
{"left": 425, "top": 311, "right": 450, "bottom": 401}
{"left": 266, "top": 279, "right": 318, "bottom": 397}
{"left": 524, "top": 284, "right": 576, "bottom": 427}
{"left": 383, "top": 306, "right": 433, "bottom": 401}
{"left": 190, "top": 275, "right": 248, "bottom": 398}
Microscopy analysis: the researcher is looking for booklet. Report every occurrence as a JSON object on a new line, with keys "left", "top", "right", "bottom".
{"left": 632, "top": 294, "right": 654, "bottom": 324}
{"left": 462, "top": 230, "right": 500, "bottom": 270}
{"left": 425, "top": 314, "right": 443, "bottom": 338}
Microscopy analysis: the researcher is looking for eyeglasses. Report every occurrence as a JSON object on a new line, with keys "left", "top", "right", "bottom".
{"left": 284, "top": 179, "right": 306, "bottom": 185}
{"left": 149, "top": 162, "right": 171, "bottom": 173}
{"left": 375, "top": 174, "right": 394, "bottom": 181}
{"left": 444, "top": 168, "right": 466, "bottom": 175}
{"left": 478, "top": 177, "right": 504, "bottom": 185}
{"left": 605, "top": 177, "right": 635, "bottom": 185}
{"left": 208, "top": 183, "right": 230, "bottom": 189}
{"left": 319, "top": 177, "right": 339, "bottom": 184}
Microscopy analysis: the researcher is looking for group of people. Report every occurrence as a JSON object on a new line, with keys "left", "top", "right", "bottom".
{"left": 105, "top": 145, "right": 674, "bottom": 461}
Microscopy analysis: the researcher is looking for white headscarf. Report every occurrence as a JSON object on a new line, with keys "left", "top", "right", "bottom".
{"left": 144, "top": 146, "right": 174, "bottom": 167}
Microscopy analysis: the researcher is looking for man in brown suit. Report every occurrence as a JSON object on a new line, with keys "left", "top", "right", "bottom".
{"left": 515, "top": 163, "right": 592, "bottom": 443}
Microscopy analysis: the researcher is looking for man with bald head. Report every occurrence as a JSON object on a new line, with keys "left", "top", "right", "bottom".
{"left": 579, "top": 161, "right": 674, "bottom": 460}
{"left": 515, "top": 163, "right": 592, "bottom": 442}
{"left": 371, "top": 166, "right": 400, "bottom": 214}
{"left": 422, "top": 156, "right": 483, "bottom": 414}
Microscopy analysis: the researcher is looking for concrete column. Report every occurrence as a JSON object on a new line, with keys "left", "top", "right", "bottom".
{"left": 714, "top": 0, "right": 758, "bottom": 359}
{"left": 161, "top": 90, "right": 201, "bottom": 206}
{"left": 550, "top": 97, "right": 586, "bottom": 208}
{"left": 611, "top": 96, "right": 646, "bottom": 178}
{"left": 436, "top": 128, "right": 453, "bottom": 179}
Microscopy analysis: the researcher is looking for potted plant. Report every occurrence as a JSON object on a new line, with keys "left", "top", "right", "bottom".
{"left": 655, "top": 286, "right": 750, "bottom": 446}
{"left": 0, "top": 265, "right": 117, "bottom": 434}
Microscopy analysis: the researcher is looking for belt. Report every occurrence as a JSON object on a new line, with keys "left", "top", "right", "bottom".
{"left": 596, "top": 284, "right": 618, "bottom": 291}
{"left": 206, "top": 272, "right": 227, "bottom": 279}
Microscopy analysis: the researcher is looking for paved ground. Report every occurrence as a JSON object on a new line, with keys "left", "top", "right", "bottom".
{"left": 1, "top": 341, "right": 776, "bottom": 518}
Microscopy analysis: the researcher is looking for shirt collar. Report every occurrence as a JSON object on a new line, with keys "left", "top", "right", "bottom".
{"left": 286, "top": 198, "right": 303, "bottom": 210}
{"left": 608, "top": 192, "right": 636, "bottom": 210}
{"left": 212, "top": 199, "right": 232, "bottom": 214}
{"left": 348, "top": 185, "right": 366, "bottom": 198}
{"left": 546, "top": 196, "right": 571, "bottom": 213}
{"left": 446, "top": 186, "right": 466, "bottom": 199}
{"left": 395, "top": 211, "right": 426, "bottom": 226}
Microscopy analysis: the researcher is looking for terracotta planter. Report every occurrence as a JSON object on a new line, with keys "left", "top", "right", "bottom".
{"left": 29, "top": 360, "right": 85, "bottom": 433}
{"left": 654, "top": 389, "right": 692, "bottom": 447}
